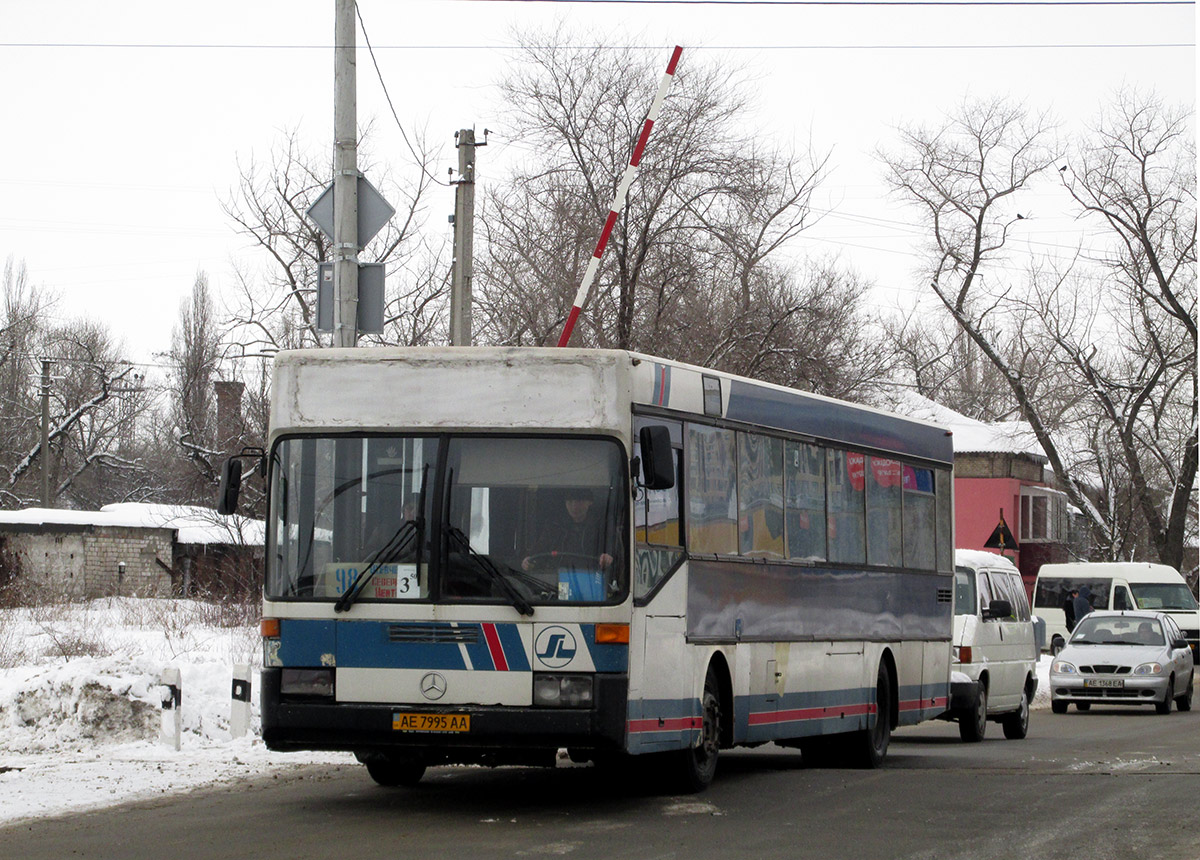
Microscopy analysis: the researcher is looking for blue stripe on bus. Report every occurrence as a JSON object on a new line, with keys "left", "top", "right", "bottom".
{"left": 495, "top": 623, "right": 531, "bottom": 671}
{"left": 580, "top": 624, "right": 630, "bottom": 672}
{"left": 335, "top": 621, "right": 468, "bottom": 671}
{"left": 278, "top": 619, "right": 335, "bottom": 666}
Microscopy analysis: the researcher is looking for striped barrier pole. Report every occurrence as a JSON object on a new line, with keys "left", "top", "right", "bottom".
{"left": 557, "top": 45, "right": 683, "bottom": 348}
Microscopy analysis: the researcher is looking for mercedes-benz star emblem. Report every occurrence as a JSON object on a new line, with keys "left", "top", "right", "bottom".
{"left": 420, "top": 672, "right": 447, "bottom": 701}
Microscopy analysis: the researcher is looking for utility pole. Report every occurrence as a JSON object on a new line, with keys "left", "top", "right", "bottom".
{"left": 450, "top": 128, "right": 484, "bottom": 347}
{"left": 333, "top": 0, "right": 359, "bottom": 348}
{"left": 40, "top": 359, "right": 51, "bottom": 508}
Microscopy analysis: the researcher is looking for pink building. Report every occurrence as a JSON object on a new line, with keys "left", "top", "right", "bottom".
{"left": 897, "top": 396, "right": 1076, "bottom": 601}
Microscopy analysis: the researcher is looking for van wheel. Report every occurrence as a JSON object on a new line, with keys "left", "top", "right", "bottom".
{"left": 1155, "top": 677, "right": 1174, "bottom": 715}
{"left": 1050, "top": 636, "right": 1065, "bottom": 657}
{"left": 674, "top": 666, "right": 721, "bottom": 792}
{"left": 959, "top": 684, "right": 987, "bottom": 742}
{"left": 1002, "top": 684, "right": 1030, "bottom": 740}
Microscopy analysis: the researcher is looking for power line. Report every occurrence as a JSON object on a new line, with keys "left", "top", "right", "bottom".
{"left": 0, "top": 41, "right": 1191, "bottom": 50}
{"left": 354, "top": 3, "right": 451, "bottom": 188}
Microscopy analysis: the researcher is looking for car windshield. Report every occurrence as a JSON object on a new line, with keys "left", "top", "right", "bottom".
{"left": 1071, "top": 616, "right": 1164, "bottom": 646}
{"left": 1129, "top": 583, "right": 1199, "bottom": 611}
{"left": 267, "top": 434, "right": 627, "bottom": 606}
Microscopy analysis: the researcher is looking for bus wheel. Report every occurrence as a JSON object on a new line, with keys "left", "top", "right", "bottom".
{"left": 675, "top": 666, "right": 721, "bottom": 792}
{"left": 365, "top": 756, "right": 426, "bottom": 787}
{"left": 848, "top": 662, "right": 892, "bottom": 768}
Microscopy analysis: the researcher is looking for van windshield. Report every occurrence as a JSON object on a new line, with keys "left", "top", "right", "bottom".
{"left": 1129, "top": 583, "right": 1199, "bottom": 611}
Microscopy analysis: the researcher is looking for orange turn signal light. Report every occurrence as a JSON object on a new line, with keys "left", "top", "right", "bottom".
{"left": 261, "top": 618, "right": 281, "bottom": 638}
{"left": 594, "top": 623, "right": 629, "bottom": 644}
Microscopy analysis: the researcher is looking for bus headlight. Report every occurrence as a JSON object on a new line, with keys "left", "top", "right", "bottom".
{"left": 533, "top": 674, "right": 594, "bottom": 708}
{"left": 280, "top": 668, "right": 335, "bottom": 697}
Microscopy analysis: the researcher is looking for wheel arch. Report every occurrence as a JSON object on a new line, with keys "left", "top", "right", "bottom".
{"left": 879, "top": 648, "right": 898, "bottom": 731}
{"left": 706, "top": 650, "right": 734, "bottom": 748}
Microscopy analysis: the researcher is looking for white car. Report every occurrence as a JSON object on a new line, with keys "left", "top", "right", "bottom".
{"left": 945, "top": 551, "right": 1039, "bottom": 742}
{"left": 1050, "top": 610, "right": 1195, "bottom": 714}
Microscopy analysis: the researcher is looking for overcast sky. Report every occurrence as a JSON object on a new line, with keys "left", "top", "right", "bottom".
{"left": 0, "top": 0, "right": 1194, "bottom": 368}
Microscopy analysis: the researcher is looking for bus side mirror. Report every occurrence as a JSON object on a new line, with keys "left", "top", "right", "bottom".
{"left": 217, "top": 458, "right": 244, "bottom": 515}
{"left": 639, "top": 425, "right": 675, "bottom": 490}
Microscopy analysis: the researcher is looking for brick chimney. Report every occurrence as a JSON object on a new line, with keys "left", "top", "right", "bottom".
{"left": 214, "top": 381, "right": 245, "bottom": 455}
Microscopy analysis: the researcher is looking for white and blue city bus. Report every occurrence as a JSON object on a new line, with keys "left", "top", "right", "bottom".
{"left": 242, "top": 347, "right": 955, "bottom": 791}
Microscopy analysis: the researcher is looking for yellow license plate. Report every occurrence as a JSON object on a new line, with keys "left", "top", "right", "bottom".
{"left": 392, "top": 713, "right": 471, "bottom": 733}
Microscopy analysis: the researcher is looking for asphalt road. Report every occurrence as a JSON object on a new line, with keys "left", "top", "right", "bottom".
{"left": 4, "top": 697, "right": 1197, "bottom": 860}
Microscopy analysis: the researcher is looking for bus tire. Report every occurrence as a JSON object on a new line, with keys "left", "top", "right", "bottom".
{"left": 365, "top": 756, "right": 426, "bottom": 787}
{"left": 674, "top": 665, "right": 721, "bottom": 792}
{"left": 846, "top": 661, "right": 892, "bottom": 768}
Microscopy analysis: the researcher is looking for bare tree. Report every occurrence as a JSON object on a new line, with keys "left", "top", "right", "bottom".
{"left": 882, "top": 93, "right": 1196, "bottom": 569}
{"left": 476, "top": 31, "right": 882, "bottom": 397}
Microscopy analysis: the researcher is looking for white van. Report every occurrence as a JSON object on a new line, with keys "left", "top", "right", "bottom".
{"left": 945, "top": 550, "right": 1040, "bottom": 742}
{"left": 1033, "top": 562, "right": 1200, "bottom": 659}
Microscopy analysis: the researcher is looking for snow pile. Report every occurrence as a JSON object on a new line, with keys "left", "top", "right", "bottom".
{"left": 0, "top": 503, "right": 264, "bottom": 546}
{"left": 0, "top": 598, "right": 344, "bottom": 825}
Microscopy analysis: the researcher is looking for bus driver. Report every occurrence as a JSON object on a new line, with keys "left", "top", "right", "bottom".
{"left": 522, "top": 489, "right": 614, "bottom": 572}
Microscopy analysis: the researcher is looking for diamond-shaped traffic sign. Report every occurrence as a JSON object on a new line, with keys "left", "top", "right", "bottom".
{"left": 307, "top": 175, "right": 396, "bottom": 248}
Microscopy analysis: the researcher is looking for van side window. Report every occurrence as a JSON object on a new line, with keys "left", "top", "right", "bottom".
{"left": 987, "top": 572, "right": 1018, "bottom": 621}
{"left": 977, "top": 573, "right": 994, "bottom": 615}
{"left": 1008, "top": 573, "right": 1031, "bottom": 621}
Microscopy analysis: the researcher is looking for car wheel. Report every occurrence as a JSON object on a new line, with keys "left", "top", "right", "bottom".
{"left": 1050, "top": 636, "right": 1065, "bottom": 657}
{"left": 959, "top": 683, "right": 987, "bottom": 742}
{"left": 1155, "top": 676, "right": 1174, "bottom": 715}
{"left": 674, "top": 666, "right": 721, "bottom": 792}
{"left": 1176, "top": 674, "right": 1193, "bottom": 712}
{"left": 365, "top": 757, "right": 426, "bottom": 787}
{"left": 1002, "top": 684, "right": 1030, "bottom": 740}
{"left": 1051, "top": 699, "right": 1068, "bottom": 714}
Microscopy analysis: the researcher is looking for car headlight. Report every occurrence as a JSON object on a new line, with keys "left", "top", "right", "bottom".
{"left": 533, "top": 673, "right": 594, "bottom": 708}
{"left": 1051, "top": 661, "right": 1077, "bottom": 675}
{"left": 1133, "top": 662, "right": 1163, "bottom": 675}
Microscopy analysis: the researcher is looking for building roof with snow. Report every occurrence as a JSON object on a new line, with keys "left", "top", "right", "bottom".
{"left": 887, "top": 391, "right": 1046, "bottom": 462}
{"left": 0, "top": 503, "right": 264, "bottom": 546}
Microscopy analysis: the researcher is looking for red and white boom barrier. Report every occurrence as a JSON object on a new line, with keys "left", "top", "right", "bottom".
{"left": 557, "top": 45, "right": 683, "bottom": 348}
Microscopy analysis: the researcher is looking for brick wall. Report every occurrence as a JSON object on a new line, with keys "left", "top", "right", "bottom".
{"left": 1, "top": 525, "right": 175, "bottom": 598}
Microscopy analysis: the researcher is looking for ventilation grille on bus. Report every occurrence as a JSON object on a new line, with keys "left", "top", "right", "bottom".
{"left": 387, "top": 624, "right": 480, "bottom": 644}
{"left": 936, "top": 588, "right": 953, "bottom": 604}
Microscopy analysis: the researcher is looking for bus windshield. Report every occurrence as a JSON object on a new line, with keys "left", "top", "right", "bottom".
{"left": 267, "top": 434, "right": 627, "bottom": 606}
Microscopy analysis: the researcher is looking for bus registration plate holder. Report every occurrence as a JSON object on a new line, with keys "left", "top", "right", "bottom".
{"left": 393, "top": 713, "right": 471, "bottom": 732}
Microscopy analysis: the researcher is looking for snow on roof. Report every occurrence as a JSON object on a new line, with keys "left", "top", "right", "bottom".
{"left": 955, "top": 548, "right": 1020, "bottom": 572}
{"left": 0, "top": 504, "right": 264, "bottom": 546}
{"left": 887, "top": 391, "right": 1045, "bottom": 460}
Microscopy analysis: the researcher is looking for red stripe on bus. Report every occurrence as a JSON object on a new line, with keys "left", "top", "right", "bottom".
{"left": 898, "top": 697, "right": 948, "bottom": 712}
{"left": 628, "top": 717, "right": 702, "bottom": 734}
{"left": 747, "top": 703, "right": 875, "bottom": 726}
{"left": 481, "top": 623, "right": 509, "bottom": 672}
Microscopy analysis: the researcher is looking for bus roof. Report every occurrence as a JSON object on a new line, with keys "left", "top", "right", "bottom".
{"left": 269, "top": 347, "right": 953, "bottom": 464}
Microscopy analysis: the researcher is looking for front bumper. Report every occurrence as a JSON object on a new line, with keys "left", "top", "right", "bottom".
{"left": 260, "top": 668, "right": 629, "bottom": 764}
{"left": 1050, "top": 673, "right": 1170, "bottom": 705}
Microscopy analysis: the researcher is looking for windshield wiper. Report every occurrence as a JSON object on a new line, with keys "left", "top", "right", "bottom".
{"left": 334, "top": 520, "right": 421, "bottom": 613}
{"left": 445, "top": 525, "right": 534, "bottom": 617}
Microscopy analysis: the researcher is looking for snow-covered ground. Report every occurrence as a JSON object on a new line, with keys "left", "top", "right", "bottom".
{"left": 0, "top": 598, "right": 346, "bottom": 826}
{"left": 0, "top": 597, "right": 1056, "bottom": 828}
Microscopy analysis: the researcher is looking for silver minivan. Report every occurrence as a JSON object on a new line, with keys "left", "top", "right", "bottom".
{"left": 946, "top": 551, "right": 1041, "bottom": 742}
